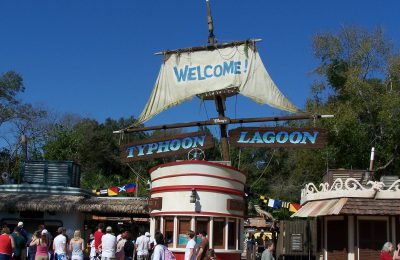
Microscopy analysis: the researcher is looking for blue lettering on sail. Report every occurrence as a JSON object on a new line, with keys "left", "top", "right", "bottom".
{"left": 173, "top": 59, "right": 248, "bottom": 83}
{"left": 173, "top": 66, "right": 189, "bottom": 82}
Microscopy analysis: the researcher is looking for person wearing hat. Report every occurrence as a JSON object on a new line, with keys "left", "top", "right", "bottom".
{"left": 99, "top": 227, "right": 116, "bottom": 260}
{"left": 53, "top": 227, "right": 67, "bottom": 260}
{"left": 135, "top": 230, "right": 150, "bottom": 260}
{"left": 17, "top": 222, "right": 28, "bottom": 241}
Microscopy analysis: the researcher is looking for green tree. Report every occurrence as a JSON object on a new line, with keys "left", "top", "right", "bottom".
{"left": 43, "top": 116, "right": 155, "bottom": 196}
{"left": 232, "top": 26, "right": 400, "bottom": 219}
{"left": 0, "top": 71, "right": 48, "bottom": 179}
{"left": 307, "top": 26, "right": 400, "bottom": 176}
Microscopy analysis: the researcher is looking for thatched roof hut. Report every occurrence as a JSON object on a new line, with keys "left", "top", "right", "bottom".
{"left": 0, "top": 194, "right": 85, "bottom": 212}
{"left": 77, "top": 197, "right": 148, "bottom": 215}
{"left": 0, "top": 184, "right": 149, "bottom": 216}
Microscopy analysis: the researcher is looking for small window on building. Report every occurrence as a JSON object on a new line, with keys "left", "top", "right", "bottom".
{"left": 154, "top": 217, "right": 161, "bottom": 233}
{"left": 213, "top": 218, "right": 225, "bottom": 249}
{"left": 164, "top": 217, "right": 174, "bottom": 245}
{"left": 228, "top": 218, "right": 237, "bottom": 249}
{"left": 195, "top": 217, "right": 210, "bottom": 244}
{"left": 177, "top": 217, "right": 191, "bottom": 247}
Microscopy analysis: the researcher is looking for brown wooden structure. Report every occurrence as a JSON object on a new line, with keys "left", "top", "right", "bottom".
{"left": 292, "top": 169, "right": 400, "bottom": 260}
{"left": 276, "top": 219, "right": 317, "bottom": 259}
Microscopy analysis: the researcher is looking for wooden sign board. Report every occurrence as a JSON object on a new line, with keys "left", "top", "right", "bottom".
{"left": 227, "top": 199, "right": 245, "bottom": 212}
{"left": 229, "top": 127, "right": 326, "bottom": 148}
{"left": 120, "top": 131, "right": 214, "bottom": 162}
{"left": 148, "top": 197, "right": 163, "bottom": 210}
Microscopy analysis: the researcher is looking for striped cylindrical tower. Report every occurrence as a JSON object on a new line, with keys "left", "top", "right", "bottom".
{"left": 149, "top": 160, "right": 246, "bottom": 260}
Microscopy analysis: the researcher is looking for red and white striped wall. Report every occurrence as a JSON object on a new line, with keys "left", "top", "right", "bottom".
{"left": 149, "top": 160, "right": 246, "bottom": 260}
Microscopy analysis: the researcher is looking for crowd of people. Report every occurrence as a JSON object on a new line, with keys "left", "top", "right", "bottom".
{"left": 0, "top": 222, "right": 217, "bottom": 260}
{"left": 246, "top": 230, "right": 275, "bottom": 260}
{"left": 89, "top": 224, "right": 217, "bottom": 260}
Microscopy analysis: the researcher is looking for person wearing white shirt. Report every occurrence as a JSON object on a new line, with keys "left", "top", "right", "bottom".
{"left": 99, "top": 226, "right": 117, "bottom": 260}
{"left": 135, "top": 232, "right": 150, "bottom": 260}
{"left": 53, "top": 227, "right": 67, "bottom": 260}
{"left": 184, "top": 230, "right": 197, "bottom": 260}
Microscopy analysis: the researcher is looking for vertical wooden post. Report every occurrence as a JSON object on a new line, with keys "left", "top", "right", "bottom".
{"left": 348, "top": 216, "right": 355, "bottom": 260}
{"left": 135, "top": 175, "right": 139, "bottom": 197}
{"left": 206, "top": 0, "right": 230, "bottom": 161}
{"left": 21, "top": 134, "right": 28, "bottom": 160}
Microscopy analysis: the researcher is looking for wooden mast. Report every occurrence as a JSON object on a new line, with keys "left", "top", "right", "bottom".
{"left": 206, "top": 0, "right": 230, "bottom": 161}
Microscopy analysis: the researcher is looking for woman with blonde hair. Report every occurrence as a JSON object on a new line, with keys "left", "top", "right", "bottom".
{"left": 380, "top": 241, "right": 393, "bottom": 260}
{"left": 69, "top": 230, "right": 85, "bottom": 260}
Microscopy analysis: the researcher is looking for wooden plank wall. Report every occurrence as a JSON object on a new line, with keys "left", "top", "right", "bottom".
{"left": 276, "top": 219, "right": 317, "bottom": 259}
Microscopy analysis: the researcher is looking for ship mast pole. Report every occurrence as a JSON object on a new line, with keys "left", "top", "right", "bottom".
{"left": 206, "top": 0, "right": 230, "bottom": 162}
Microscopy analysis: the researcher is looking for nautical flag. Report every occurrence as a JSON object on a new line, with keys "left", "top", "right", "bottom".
{"left": 100, "top": 189, "right": 108, "bottom": 196}
{"left": 118, "top": 185, "right": 126, "bottom": 193}
{"left": 92, "top": 189, "right": 100, "bottom": 196}
{"left": 126, "top": 183, "right": 136, "bottom": 193}
{"left": 289, "top": 203, "right": 301, "bottom": 212}
{"left": 260, "top": 195, "right": 265, "bottom": 200}
{"left": 268, "top": 199, "right": 275, "bottom": 208}
{"left": 275, "top": 200, "right": 282, "bottom": 208}
{"left": 108, "top": 187, "right": 118, "bottom": 196}
{"left": 263, "top": 199, "right": 268, "bottom": 204}
{"left": 281, "top": 201, "right": 290, "bottom": 208}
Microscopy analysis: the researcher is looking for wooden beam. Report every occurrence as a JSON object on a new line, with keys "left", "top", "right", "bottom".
{"left": 154, "top": 39, "right": 262, "bottom": 56}
{"left": 113, "top": 114, "right": 334, "bottom": 134}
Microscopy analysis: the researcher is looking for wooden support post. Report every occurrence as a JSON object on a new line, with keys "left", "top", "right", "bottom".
{"left": 206, "top": 0, "right": 230, "bottom": 161}
{"left": 135, "top": 175, "right": 138, "bottom": 197}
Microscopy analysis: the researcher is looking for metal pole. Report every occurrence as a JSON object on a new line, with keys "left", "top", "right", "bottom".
{"left": 206, "top": 0, "right": 230, "bottom": 161}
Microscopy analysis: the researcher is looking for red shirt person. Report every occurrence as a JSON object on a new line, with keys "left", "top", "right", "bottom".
{"left": 380, "top": 242, "right": 394, "bottom": 260}
{"left": 0, "top": 226, "right": 15, "bottom": 260}
{"left": 94, "top": 223, "right": 104, "bottom": 253}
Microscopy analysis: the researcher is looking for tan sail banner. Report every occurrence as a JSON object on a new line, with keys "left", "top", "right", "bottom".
{"left": 138, "top": 43, "right": 299, "bottom": 124}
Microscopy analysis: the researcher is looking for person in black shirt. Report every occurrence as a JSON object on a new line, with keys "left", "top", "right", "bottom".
{"left": 123, "top": 231, "right": 134, "bottom": 260}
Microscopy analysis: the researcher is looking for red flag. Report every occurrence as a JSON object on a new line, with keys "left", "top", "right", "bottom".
{"left": 108, "top": 187, "right": 118, "bottom": 196}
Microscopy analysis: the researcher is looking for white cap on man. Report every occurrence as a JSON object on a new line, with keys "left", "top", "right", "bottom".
{"left": 18, "top": 222, "right": 23, "bottom": 227}
{"left": 42, "top": 229, "right": 48, "bottom": 235}
{"left": 145, "top": 232, "right": 150, "bottom": 237}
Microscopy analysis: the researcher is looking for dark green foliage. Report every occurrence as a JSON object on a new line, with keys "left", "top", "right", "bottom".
{"left": 236, "top": 26, "right": 400, "bottom": 219}
{"left": 42, "top": 116, "right": 153, "bottom": 196}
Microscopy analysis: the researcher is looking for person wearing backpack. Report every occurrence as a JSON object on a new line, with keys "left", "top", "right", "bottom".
{"left": 152, "top": 232, "right": 175, "bottom": 260}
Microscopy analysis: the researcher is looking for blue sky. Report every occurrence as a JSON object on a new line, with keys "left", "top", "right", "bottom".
{"left": 1, "top": 0, "right": 399, "bottom": 130}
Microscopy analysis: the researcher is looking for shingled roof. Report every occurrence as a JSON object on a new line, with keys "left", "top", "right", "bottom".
{"left": 292, "top": 197, "right": 400, "bottom": 217}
